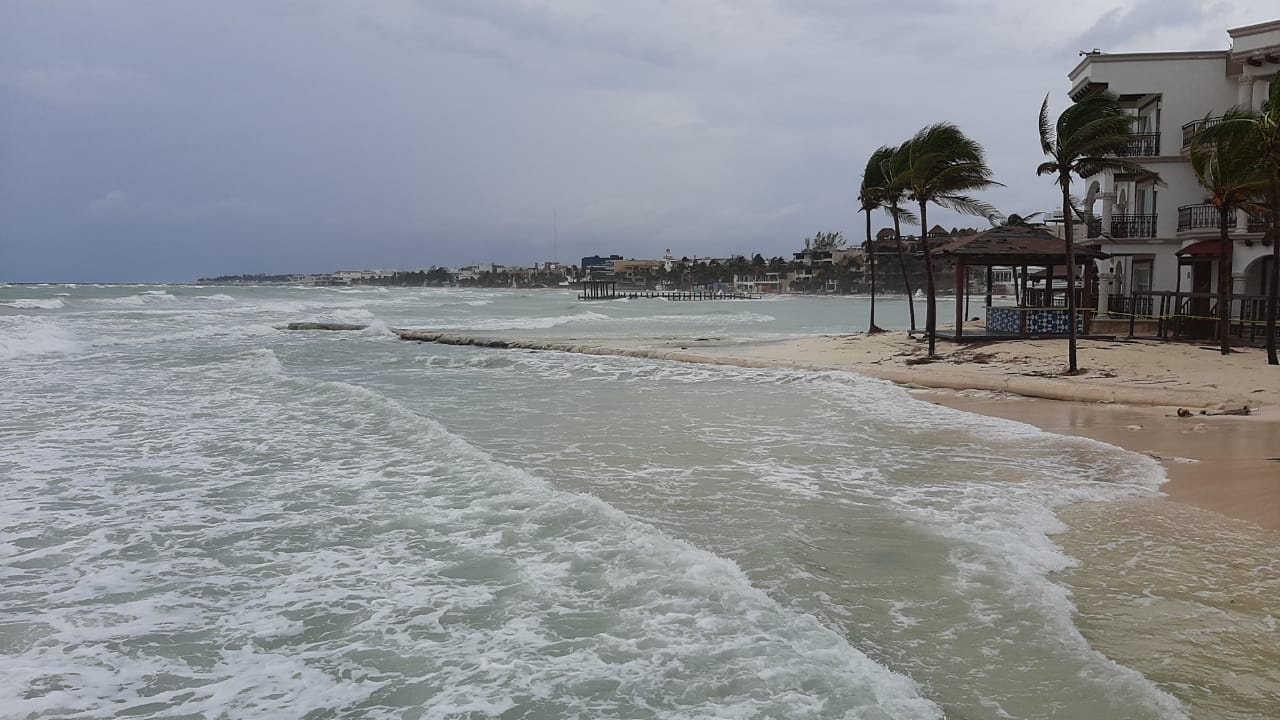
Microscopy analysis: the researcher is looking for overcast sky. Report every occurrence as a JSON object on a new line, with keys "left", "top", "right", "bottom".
{"left": 2, "top": 1, "right": 1277, "bottom": 282}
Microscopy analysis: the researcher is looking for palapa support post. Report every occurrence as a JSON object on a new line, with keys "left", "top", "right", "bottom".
{"left": 954, "top": 260, "right": 965, "bottom": 339}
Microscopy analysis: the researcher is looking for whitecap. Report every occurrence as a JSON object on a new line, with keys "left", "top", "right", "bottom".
{"left": 1, "top": 298, "right": 65, "bottom": 310}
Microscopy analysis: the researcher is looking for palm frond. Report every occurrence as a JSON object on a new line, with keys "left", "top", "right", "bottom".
{"left": 859, "top": 145, "right": 895, "bottom": 212}
{"left": 882, "top": 205, "right": 919, "bottom": 225}
{"left": 1189, "top": 109, "right": 1269, "bottom": 210}
{"left": 906, "top": 123, "right": 1001, "bottom": 204}
{"left": 1038, "top": 94, "right": 1056, "bottom": 157}
{"left": 933, "top": 193, "right": 1001, "bottom": 223}
{"left": 1073, "top": 156, "right": 1158, "bottom": 181}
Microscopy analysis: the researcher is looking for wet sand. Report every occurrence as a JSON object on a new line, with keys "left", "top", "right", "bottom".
{"left": 922, "top": 392, "right": 1280, "bottom": 531}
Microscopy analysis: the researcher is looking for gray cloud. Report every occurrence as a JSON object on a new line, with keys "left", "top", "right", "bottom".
{"left": 1, "top": 0, "right": 1277, "bottom": 281}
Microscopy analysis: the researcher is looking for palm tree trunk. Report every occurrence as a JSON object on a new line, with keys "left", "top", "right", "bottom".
{"left": 1062, "top": 187, "right": 1079, "bottom": 374}
{"left": 919, "top": 200, "right": 938, "bottom": 356}
{"left": 1218, "top": 206, "right": 1233, "bottom": 356}
{"left": 866, "top": 209, "right": 883, "bottom": 333}
{"left": 892, "top": 208, "right": 917, "bottom": 331}
{"left": 1267, "top": 178, "right": 1279, "bottom": 365}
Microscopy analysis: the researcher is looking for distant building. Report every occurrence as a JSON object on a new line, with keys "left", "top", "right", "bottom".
{"left": 611, "top": 258, "right": 663, "bottom": 286}
{"left": 581, "top": 254, "right": 624, "bottom": 276}
{"left": 733, "top": 273, "right": 787, "bottom": 294}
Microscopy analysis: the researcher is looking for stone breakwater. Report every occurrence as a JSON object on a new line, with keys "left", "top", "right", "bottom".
{"left": 390, "top": 330, "right": 771, "bottom": 365}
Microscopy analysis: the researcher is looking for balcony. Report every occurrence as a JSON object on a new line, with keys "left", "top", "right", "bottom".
{"left": 1179, "top": 204, "right": 1270, "bottom": 233}
{"left": 1181, "top": 117, "right": 1223, "bottom": 149}
{"left": 1178, "top": 204, "right": 1220, "bottom": 231}
{"left": 1117, "top": 132, "right": 1160, "bottom": 157}
{"left": 1110, "top": 214, "right": 1157, "bottom": 239}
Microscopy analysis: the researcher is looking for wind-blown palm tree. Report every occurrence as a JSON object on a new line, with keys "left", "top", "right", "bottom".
{"left": 1037, "top": 91, "right": 1151, "bottom": 373}
{"left": 1221, "top": 80, "right": 1280, "bottom": 364}
{"left": 882, "top": 142, "right": 921, "bottom": 331}
{"left": 859, "top": 146, "right": 894, "bottom": 333}
{"left": 1256, "top": 79, "right": 1280, "bottom": 364}
{"left": 906, "top": 123, "right": 1002, "bottom": 356}
{"left": 1190, "top": 110, "right": 1267, "bottom": 355}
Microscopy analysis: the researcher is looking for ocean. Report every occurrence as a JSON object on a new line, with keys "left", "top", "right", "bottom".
{"left": 0, "top": 284, "right": 1270, "bottom": 719}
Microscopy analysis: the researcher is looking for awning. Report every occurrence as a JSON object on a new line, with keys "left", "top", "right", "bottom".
{"left": 1175, "top": 239, "right": 1221, "bottom": 259}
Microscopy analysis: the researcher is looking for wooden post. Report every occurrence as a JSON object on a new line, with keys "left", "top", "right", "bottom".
{"left": 985, "top": 266, "right": 993, "bottom": 308}
{"left": 1082, "top": 262, "right": 1096, "bottom": 334}
{"left": 955, "top": 260, "right": 965, "bottom": 339}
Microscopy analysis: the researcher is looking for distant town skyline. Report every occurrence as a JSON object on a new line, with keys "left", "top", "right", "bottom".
{"left": 3, "top": 1, "right": 1278, "bottom": 282}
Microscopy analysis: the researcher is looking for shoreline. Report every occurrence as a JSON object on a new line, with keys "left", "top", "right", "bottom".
{"left": 392, "top": 328, "right": 1280, "bottom": 531}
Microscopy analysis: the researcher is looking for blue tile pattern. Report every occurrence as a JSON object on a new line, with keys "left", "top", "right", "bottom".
{"left": 987, "top": 307, "right": 1022, "bottom": 334}
{"left": 987, "top": 308, "right": 1084, "bottom": 335}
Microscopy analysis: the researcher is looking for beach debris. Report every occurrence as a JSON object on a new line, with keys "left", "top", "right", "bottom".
{"left": 1176, "top": 408, "right": 1193, "bottom": 417}
{"left": 1192, "top": 423, "right": 1209, "bottom": 433}
{"left": 1201, "top": 406, "right": 1252, "bottom": 416}
{"left": 1124, "top": 424, "right": 1143, "bottom": 431}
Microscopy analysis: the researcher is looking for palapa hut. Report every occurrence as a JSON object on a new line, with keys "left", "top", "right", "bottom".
{"left": 933, "top": 225, "right": 1109, "bottom": 341}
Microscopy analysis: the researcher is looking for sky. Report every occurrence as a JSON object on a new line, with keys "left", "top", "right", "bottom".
{"left": 2, "top": 1, "right": 1278, "bottom": 282}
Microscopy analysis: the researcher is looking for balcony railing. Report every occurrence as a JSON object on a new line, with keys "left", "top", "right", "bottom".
{"left": 1110, "top": 214, "right": 1157, "bottom": 238}
{"left": 1181, "top": 117, "right": 1224, "bottom": 148}
{"left": 1179, "top": 204, "right": 1270, "bottom": 233}
{"left": 1117, "top": 132, "right": 1160, "bottom": 157}
{"left": 1178, "top": 204, "right": 1220, "bottom": 231}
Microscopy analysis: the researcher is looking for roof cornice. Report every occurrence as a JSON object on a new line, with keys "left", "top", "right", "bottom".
{"left": 1069, "top": 50, "right": 1228, "bottom": 80}
{"left": 1228, "top": 19, "right": 1280, "bottom": 38}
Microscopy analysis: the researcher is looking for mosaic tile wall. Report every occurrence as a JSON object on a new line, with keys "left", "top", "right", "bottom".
{"left": 987, "top": 307, "right": 1022, "bottom": 333}
{"left": 987, "top": 308, "right": 1085, "bottom": 335}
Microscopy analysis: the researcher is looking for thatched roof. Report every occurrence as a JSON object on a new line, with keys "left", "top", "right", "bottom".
{"left": 933, "top": 225, "right": 1109, "bottom": 266}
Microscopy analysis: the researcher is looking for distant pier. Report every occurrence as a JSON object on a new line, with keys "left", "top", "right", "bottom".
{"left": 578, "top": 280, "right": 757, "bottom": 301}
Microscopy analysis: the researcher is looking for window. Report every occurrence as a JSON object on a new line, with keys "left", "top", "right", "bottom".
{"left": 1132, "top": 258, "right": 1153, "bottom": 292}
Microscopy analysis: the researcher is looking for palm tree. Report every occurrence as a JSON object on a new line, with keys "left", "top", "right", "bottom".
{"left": 859, "top": 146, "right": 894, "bottom": 333}
{"left": 883, "top": 142, "right": 921, "bottom": 331}
{"left": 1037, "top": 91, "right": 1151, "bottom": 373}
{"left": 1257, "top": 79, "right": 1280, "bottom": 364}
{"left": 906, "top": 123, "right": 1002, "bottom": 356}
{"left": 1220, "top": 80, "right": 1280, "bottom": 364}
{"left": 1189, "top": 110, "right": 1267, "bottom": 355}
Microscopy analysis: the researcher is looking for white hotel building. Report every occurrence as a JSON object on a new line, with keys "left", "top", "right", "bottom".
{"left": 1067, "top": 19, "right": 1278, "bottom": 321}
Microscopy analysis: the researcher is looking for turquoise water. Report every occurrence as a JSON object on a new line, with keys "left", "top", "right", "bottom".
{"left": 0, "top": 285, "right": 1202, "bottom": 718}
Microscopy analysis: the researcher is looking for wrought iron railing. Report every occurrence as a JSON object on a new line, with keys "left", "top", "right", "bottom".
{"left": 1110, "top": 214, "right": 1157, "bottom": 238}
{"left": 1117, "top": 132, "right": 1160, "bottom": 157}
{"left": 1181, "top": 117, "right": 1224, "bottom": 148}
{"left": 1178, "top": 204, "right": 1270, "bottom": 233}
{"left": 1177, "top": 204, "right": 1220, "bottom": 231}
